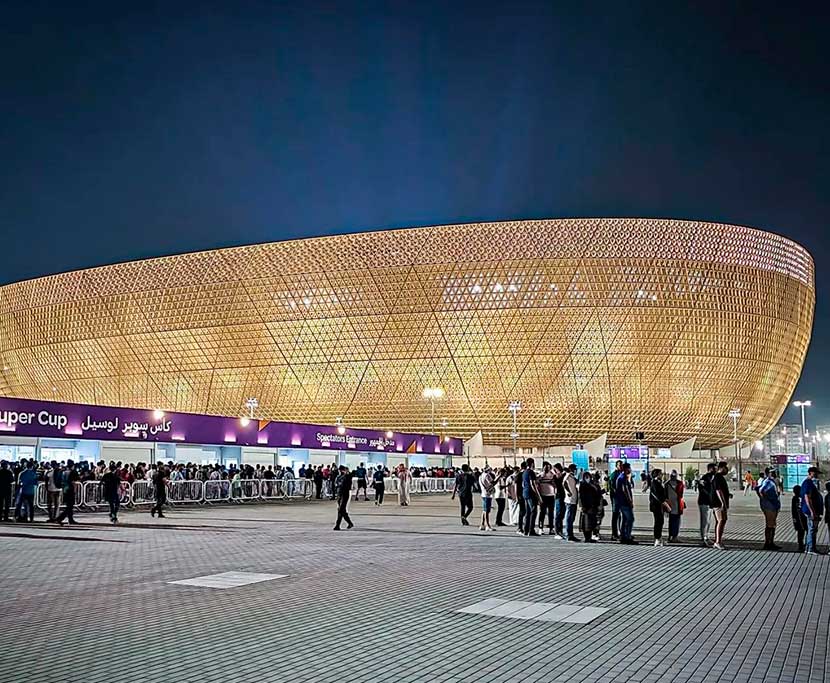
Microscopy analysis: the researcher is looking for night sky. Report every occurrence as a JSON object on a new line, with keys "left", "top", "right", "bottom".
{"left": 2, "top": 2, "right": 828, "bottom": 425}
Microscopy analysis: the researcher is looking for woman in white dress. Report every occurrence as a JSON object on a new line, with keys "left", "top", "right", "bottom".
{"left": 397, "top": 465, "right": 412, "bottom": 506}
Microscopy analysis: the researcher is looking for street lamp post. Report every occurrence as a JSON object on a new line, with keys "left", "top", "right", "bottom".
{"left": 508, "top": 401, "right": 522, "bottom": 466}
{"left": 793, "top": 400, "right": 812, "bottom": 458}
{"left": 422, "top": 387, "right": 445, "bottom": 434}
{"left": 728, "top": 408, "right": 742, "bottom": 484}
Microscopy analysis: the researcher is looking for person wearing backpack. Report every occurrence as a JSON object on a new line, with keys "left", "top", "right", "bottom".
{"left": 697, "top": 463, "right": 716, "bottom": 547}
{"left": 757, "top": 470, "right": 781, "bottom": 550}
{"left": 649, "top": 469, "right": 669, "bottom": 546}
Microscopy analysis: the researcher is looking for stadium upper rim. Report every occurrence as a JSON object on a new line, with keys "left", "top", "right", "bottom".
{"left": 0, "top": 217, "right": 814, "bottom": 289}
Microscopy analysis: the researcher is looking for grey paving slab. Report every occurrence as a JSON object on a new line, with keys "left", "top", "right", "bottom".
{"left": 0, "top": 490, "right": 827, "bottom": 683}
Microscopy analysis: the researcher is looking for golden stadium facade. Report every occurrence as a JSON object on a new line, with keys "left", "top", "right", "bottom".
{"left": 0, "top": 218, "right": 814, "bottom": 448}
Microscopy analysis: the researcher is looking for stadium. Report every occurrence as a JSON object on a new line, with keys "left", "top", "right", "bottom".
{"left": 0, "top": 218, "right": 814, "bottom": 449}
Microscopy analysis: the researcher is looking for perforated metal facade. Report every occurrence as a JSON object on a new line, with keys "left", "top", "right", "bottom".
{"left": 0, "top": 218, "right": 814, "bottom": 448}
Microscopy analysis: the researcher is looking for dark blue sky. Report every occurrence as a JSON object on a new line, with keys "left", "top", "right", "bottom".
{"left": 2, "top": 2, "right": 828, "bottom": 424}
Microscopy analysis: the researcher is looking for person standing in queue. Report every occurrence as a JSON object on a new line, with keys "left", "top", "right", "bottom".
{"left": 697, "top": 463, "right": 716, "bottom": 547}
{"left": 609, "top": 460, "right": 623, "bottom": 541}
{"left": 800, "top": 466, "right": 824, "bottom": 555}
{"left": 649, "top": 469, "right": 668, "bottom": 546}
{"left": 522, "top": 458, "right": 541, "bottom": 537}
{"left": 0, "top": 460, "right": 13, "bottom": 522}
{"left": 333, "top": 465, "right": 354, "bottom": 530}
{"left": 615, "top": 462, "right": 637, "bottom": 544}
{"left": 709, "top": 461, "right": 731, "bottom": 550}
{"left": 54, "top": 460, "right": 79, "bottom": 525}
{"left": 150, "top": 463, "right": 168, "bottom": 518}
{"left": 372, "top": 464, "right": 385, "bottom": 505}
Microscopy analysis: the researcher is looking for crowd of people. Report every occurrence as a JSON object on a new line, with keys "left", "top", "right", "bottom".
{"left": 445, "top": 458, "right": 830, "bottom": 554}
{"left": 3, "top": 454, "right": 829, "bottom": 553}
{"left": 0, "top": 457, "right": 457, "bottom": 526}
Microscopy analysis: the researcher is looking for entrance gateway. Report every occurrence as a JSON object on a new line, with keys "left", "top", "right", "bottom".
{"left": 0, "top": 396, "right": 462, "bottom": 470}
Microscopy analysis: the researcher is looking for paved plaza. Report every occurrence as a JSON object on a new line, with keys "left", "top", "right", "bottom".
{"left": 1, "top": 490, "right": 828, "bottom": 683}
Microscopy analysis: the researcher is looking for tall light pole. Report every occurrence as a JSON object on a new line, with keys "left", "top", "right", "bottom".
{"left": 793, "top": 400, "right": 812, "bottom": 451}
{"left": 508, "top": 400, "right": 522, "bottom": 466}
{"left": 422, "top": 387, "right": 445, "bottom": 434}
{"left": 728, "top": 408, "right": 742, "bottom": 484}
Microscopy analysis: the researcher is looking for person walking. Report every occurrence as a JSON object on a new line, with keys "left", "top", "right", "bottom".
{"left": 537, "top": 462, "right": 557, "bottom": 535}
{"left": 563, "top": 464, "right": 580, "bottom": 541}
{"left": 0, "top": 460, "right": 13, "bottom": 522}
{"left": 709, "top": 461, "right": 730, "bottom": 550}
{"left": 150, "top": 464, "right": 168, "bottom": 518}
{"left": 743, "top": 470, "right": 754, "bottom": 495}
{"left": 493, "top": 467, "right": 509, "bottom": 526}
{"left": 478, "top": 467, "right": 495, "bottom": 531}
{"left": 615, "top": 462, "right": 637, "bottom": 544}
{"left": 451, "top": 464, "right": 475, "bottom": 525}
{"left": 101, "top": 462, "right": 122, "bottom": 524}
{"left": 757, "top": 470, "right": 781, "bottom": 550}
{"left": 609, "top": 460, "right": 623, "bottom": 540}
{"left": 54, "top": 460, "right": 79, "bottom": 525}
{"left": 697, "top": 463, "right": 716, "bottom": 547}
{"left": 649, "top": 469, "right": 668, "bottom": 546}
{"left": 372, "top": 464, "right": 385, "bottom": 505}
{"left": 665, "top": 470, "right": 684, "bottom": 542}
{"left": 522, "top": 458, "right": 541, "bottom": 536}
{"left": 354, "top": 462, "right": 369, "bottom": 501}
{"left": 333, "top": 465, "right": 354, "bottom": 530}
{"left": 800, "top": 466, "right": 824, "bottom": 555}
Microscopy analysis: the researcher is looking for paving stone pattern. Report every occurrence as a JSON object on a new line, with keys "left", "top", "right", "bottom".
{"left": 0, "top": 491, "right": 828, "bottom": 683}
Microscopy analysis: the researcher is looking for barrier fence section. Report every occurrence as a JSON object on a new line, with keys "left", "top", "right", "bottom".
{"left": 34, "top": 477, "right": 455, "bottom": 510}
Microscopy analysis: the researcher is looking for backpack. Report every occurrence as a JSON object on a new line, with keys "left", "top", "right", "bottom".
{"left": 53, "top": 468, "right": 64, "bottom": 490}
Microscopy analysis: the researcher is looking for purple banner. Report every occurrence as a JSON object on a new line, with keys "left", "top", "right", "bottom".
{"left": 773, "top": 454, "right": 811, "bottom": 464}
{"left": 609, "top": 445, "right": 647, "bottom": 460}
{"left": 0, "top": 396, "right": 461, "bottom": 455}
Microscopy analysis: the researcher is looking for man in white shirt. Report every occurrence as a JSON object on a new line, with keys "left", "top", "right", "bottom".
{"left": 478, "top": 467, "right": 496, "bottom": 531}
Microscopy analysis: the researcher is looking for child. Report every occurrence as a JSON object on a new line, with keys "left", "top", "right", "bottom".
{"left": 792, "top": 485, "right": 808, "bottom": 553}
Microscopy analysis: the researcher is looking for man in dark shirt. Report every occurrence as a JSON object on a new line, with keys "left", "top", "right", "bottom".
{"left": 354, "top": 463, "right": 369, "bottom": 501}
{"left": 697, "top": 462, "right": 716, "bottom": 546}
{"left": 150, "top": 465, "right": 168, "bottom": 519}
{"left": 333, "top": 465, "right": 354, "bottom": 530}
{"left": 522, "top": 458, "right": 541, "bottom": 537}
{"left": 709, "top": 460, "right": 731, "bottom": 549}
{"left": 372, "top": 465, "right": 385, "bottom": 505}
{"left": 452, "top": 464, "right": 475, "bottom": 526}
{"left": 101, "top": 462, "right": 122, "bottom": 524}
{"left": 614, "top": 462, "right": 637, "bottom": 544}
{"left": 552, "top": 463, "right": 566, "bottom": 539}
{"left": 54, "top": 461, "right": 79, "bottom": 525}
{"left": 609, "top": 460, "right": 623, "bottom": 540}
{"left": 800, "top": 466, "right": 824, "bottom": 554}
{"left": 0, "top": 460, "right": 13, "bottom": 522}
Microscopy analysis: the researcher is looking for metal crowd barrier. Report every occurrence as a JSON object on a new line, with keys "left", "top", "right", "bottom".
{"left": 35, "top": 482, "right": 83, "bottom": 510}
{"left": 33, "top": 476, "right": 456, "bottom": 511}
{"left": 81, "top": 481, "right": 132, "bottom": 508}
